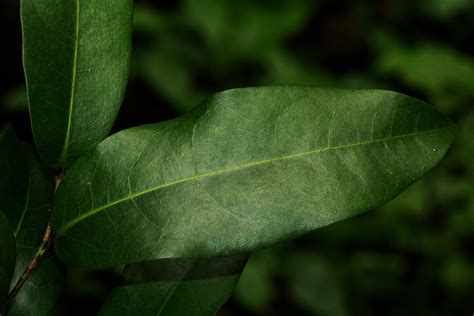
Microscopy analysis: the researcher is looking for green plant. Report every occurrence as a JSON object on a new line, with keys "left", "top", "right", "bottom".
{"left": 0, "top": 1, "right": 455, "bottom": 315}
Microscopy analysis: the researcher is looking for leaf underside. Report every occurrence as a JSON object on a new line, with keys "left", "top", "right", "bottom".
{"left": 52, "top": 86, "right": 454, "bottom": 268}
{"left": 21, "top": 0, "right": 133, "bottom": 167}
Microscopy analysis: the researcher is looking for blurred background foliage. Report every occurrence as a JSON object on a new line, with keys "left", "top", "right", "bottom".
{"left": 0, "top": 0, "right": 473, "bottom": 315}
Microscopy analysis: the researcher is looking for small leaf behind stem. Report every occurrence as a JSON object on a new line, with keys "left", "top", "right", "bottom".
{"left": 99, "top": 255, "right": 247, "bottom": 316}
{"left": 0, "top": 212, "right": 16, "bottom": 315}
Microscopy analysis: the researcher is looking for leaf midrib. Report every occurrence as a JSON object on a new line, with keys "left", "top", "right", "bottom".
{"left": 59, "top": 0, "right": 80, "bottom": 164}
{"left": 156, "top": 269, "right": 189, "bottom": 316}
{"left": 56, "top": 127, "right": 449, "bottom": 235}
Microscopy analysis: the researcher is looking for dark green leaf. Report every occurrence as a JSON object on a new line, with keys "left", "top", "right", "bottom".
{"left": 52, "top": 87, "right": 454, "bottom": 268}
{"left": 7, "top": 256, "right": 64, "bottom": 316}
{"left": 0, "top": 212, "right": 16, "bottom": 315}
{"left": 99, "top": 255, "right": 247, "bottom": 316}
{"left": 12, "top": 145, "right": 53, "bottom": 268}
{"left": 21, "top": 0, "right": 134, "bottom": 167}
{"left": 0, "top": 124, "right": 29, "bottom": 229}
{"left": 8, "top": 145, "right": 65, "bottom": 316}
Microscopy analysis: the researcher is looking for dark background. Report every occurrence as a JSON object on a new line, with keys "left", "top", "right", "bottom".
{"left": 1, "top": 0, "right": 473, "bottom": 315}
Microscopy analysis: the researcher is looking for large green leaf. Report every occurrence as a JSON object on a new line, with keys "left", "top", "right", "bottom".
{"left": 0, "top": 124, "right": 29, "bottom": 229}
{"left": 8, "top": 146, "right": 65, "bottom": 316}
{"left": 21, "top": 0, "right": 134, "bottom": 167}
{"left": 99, "top": 255, "right": 247, "bottom": 316}
{"left": 0, "top": 212, "right": 16, "bottom": 315}
{"left": 52, "top": 87, "right": 454, "bottom": 268}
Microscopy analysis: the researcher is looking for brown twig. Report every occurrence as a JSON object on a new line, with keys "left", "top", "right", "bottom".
{"left": 53, "top": 169, "right": 65, "bottom": 192}
{"left": 5, "top": 169, "right": 65, "bottom": 312}
{"left": 6, "top": 224, "right": 53, "bottom": 311}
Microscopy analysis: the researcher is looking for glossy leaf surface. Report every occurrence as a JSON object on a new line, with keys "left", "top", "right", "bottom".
{"left": 52, "top": 87, "right": 454, "bottom": 268}
{"left": 8, "top": 146, "right": 65, "bottom": 316}
{"left": 99, "top": 255, "right": 247, "bottom": 316}
{"left": 21, "top": 0, "right": 133, "bottom": 167}
{"left": 0, "top": 212, "right": 16, "bottom": 315}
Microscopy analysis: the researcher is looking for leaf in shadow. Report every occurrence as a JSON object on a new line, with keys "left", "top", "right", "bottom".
{"left": 99, "top": 255, "right": 247, "bottom": 316}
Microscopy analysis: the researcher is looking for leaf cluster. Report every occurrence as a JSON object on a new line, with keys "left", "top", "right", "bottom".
{"left": 0, "top": 1, "right": 456, "bottom": 315}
